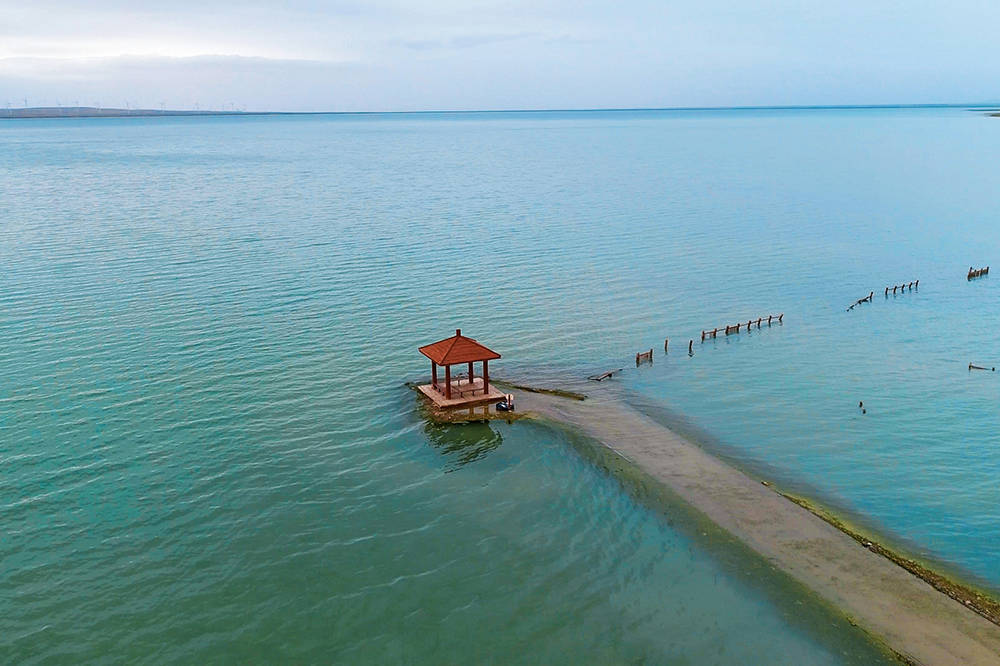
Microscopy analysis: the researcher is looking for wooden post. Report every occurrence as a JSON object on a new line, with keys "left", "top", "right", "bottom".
{"left": 483, "top": 360, "right": 489, "bottom": 393}
{"left": 468, "top": 361, "right": 474, "bottom": 384}
{"left": 445, "top": 365, "right": 452, "bottom": 399}
{"left": 432, "top": 361, "right": 438, "bottom": 389}
{"left": 688, "top": 339, "right": 693, "bottom": 354}
{"left": 664, "top": 338, "right": 669, "bottom": 353}
{"left": 779, "top": 313, "right": 783, "bottom": 322}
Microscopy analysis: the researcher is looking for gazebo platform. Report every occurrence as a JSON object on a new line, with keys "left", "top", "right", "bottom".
{"left": 417, "top": 377, "right": 508, "bottom": 408}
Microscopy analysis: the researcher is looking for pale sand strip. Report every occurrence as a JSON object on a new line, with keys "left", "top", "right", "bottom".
{"left": 514, "top": 388, "right": 1000, "bottom": 665}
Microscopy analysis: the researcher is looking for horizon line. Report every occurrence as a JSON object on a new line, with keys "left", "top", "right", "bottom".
{"left": 4, "top": 101, "right": 999, "bottom": 119}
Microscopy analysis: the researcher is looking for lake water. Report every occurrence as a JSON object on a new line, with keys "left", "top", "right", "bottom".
{"left": 3, "top": 107, "right": 998, "bottom": 662}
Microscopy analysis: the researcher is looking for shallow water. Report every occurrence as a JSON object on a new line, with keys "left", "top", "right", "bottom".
{"left": 2, "top": 107, "right": 997, "bottom": 660}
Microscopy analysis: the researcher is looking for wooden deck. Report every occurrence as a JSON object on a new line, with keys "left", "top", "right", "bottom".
{"left": 416, "top": 377, "right": 507, "bottom": 408}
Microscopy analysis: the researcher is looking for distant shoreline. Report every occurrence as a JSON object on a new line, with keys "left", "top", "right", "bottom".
{"left": 3, "top": 103, "right": 999, "bottom": 120}
{"left": 1, "top": 107, "right": 258, "bottom": 119}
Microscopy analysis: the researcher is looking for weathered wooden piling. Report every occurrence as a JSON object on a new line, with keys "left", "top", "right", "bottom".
{"left": 847, "top": 292, "right": 875, "bottom": 311}
{"left": 589, "top": 368, "right": 623, "bottom": 381}
{"left": 968, "top": 266, "right": 989, "bottom": 280}
{"left": 636, "top": 349, "right": 653, "bottom": 366}
{"left": 664, "top": 338, "right": 669, "bottom": 353}
{"left": 688, "top": 339, "right": 693, "bottom": 354}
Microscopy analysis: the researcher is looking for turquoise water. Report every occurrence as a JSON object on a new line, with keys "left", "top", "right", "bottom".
{"left": 3, "top": 107, "right": 997, "bottom": 661}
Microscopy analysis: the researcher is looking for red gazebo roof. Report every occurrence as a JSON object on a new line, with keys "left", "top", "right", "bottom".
{"left": 419, "top": 329, "right": 501, "bottom": 365}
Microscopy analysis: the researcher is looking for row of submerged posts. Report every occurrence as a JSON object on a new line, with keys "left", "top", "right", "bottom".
{"left": 700, "top": 314, "right": 783, "bottom": 341}
{"left": 627, "top": 314, "right": 785, "bottom": 369}
{"left": 847, "top": 281, "right": 919, "bottom": 311}
{"left": 609, "top": 265, "right": 986, "bottom": 379}
{"left": 884, "top": 280, "right": 918, "bottom": 296}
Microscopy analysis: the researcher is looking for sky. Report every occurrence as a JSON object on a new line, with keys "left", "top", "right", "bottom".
{"left": 1, "top": 0, "right": 998, "bottom": 112}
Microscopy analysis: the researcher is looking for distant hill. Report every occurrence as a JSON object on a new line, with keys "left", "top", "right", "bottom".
{"left": 2, "top": 107, "right": 247, "bottom": 119}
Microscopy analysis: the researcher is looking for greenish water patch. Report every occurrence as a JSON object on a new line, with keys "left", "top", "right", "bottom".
{"left": 423, "top": 420, "right": 505, "bottom": 471}
{"left": 493, "top": 380, "right": 587, "bottom": 401}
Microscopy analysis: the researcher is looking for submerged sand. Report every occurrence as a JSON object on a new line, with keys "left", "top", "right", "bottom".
{"left": 512, "top": 385, "right": 1000, "bottom": 665}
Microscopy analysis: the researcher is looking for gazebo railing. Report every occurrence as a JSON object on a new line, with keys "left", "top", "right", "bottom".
{"left": 434, "top": 375, "right": 486, "bottom": 398}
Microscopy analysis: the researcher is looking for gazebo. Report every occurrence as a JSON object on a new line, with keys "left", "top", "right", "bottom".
{"left": 417, "top": 329, "right": 506, "bottom": 408}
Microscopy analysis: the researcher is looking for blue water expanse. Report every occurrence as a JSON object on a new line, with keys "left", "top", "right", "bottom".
{"left": 2, "top": 107, "right": 998, "bottom": 661}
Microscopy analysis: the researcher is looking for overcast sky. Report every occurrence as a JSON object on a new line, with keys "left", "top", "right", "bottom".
{"left": 2, "top": 0, "right": 999, "bottom": 111}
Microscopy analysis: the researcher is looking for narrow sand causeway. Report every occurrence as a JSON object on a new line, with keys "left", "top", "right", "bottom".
{"left": 514, "top": 387, "right": 1000, "bottom": 665}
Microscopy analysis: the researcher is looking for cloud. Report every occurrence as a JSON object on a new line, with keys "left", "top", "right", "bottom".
{"left": 400, "top": 32, "right": 534, "bottom": 52}
{"left": 0, "top": 55, "right": 363, "bottom": 110}
{"left": 1, "top": 0, "right": 999, "bottom": 110}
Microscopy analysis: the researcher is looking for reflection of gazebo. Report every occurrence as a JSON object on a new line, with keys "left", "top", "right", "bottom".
{"left": 417, "top": 329, "right": 507, "bottom": 408}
